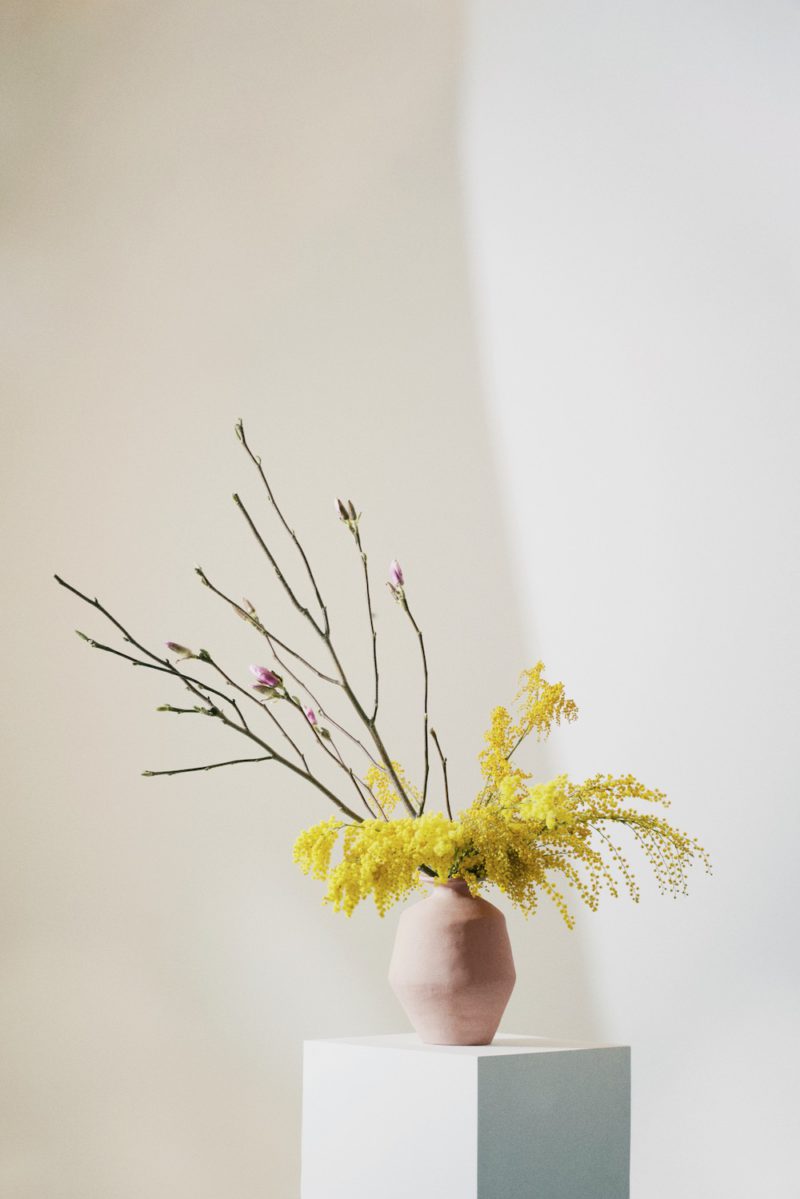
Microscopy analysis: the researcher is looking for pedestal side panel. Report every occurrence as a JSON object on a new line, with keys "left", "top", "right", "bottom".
{"left": 477, "top": 1047, "right": 631, "bottom": 1199}
{"left": 302, "top": 1041, "right": 478, "bottom": 1199}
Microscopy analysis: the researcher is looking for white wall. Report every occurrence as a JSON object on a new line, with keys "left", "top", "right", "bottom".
{"left": 4, "top": 3, "right": 798, "bottom": 1195}
{"left": 462, "top": 2, "right": 800, "bottom": 1195}
{"left": 2, "top": 4, "right": 593, "bottom": 1196}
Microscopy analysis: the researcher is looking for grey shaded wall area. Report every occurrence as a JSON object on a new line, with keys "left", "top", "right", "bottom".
{"left": 462, "top": 2, "right": 800, "bottom": 1196}
{"left": 1, "top": 4, "right": 594, "bottom": 1196}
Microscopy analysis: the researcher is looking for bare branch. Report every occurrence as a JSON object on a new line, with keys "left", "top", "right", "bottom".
{"left": 217, "top": 435, "right": 418, "bottom": 816}
{"left": 351, "top": 522, "right": 380, "bottom": 722}
{"left": 265, "top": 637, "right": 381, "bottom": 770}
{"left": 281, "top": 691, "right": 383, "bottom": 820}
{"left": 195, "top": 566, "right": 387, "bottom": 788}
{"left": 196, "top": 649, "right": 308, "bottom": 769}
{"left": 56, "top": 575, "right": 364, "bottom": 823}
{"left": 143, "top": 756, "right": 273, "bottom": 777}
{"left": 233, "top": 493, "right": 324, "bottom": 633}
{"left": 232, "top": 449, "right": 416, "bottom": 814}
{"left": 431, "top": 728, "right": 452, "bottom": 820}
{"left": 236, "top": 419, "right": 330, "bottom": 633}
{"left": 195, "top": 565, "right": 397, "bottom": 791}
{"left": 72, "top": 630, "right": 240, "bottom": 715}
{"left": 398, "top": 593, "right": 431, "bottom": 811}
{"left": 194, "top": 567, "right": 339, "bottom": 684}
{"left": 321, "top": 635, "right": 419, "bottom": 817}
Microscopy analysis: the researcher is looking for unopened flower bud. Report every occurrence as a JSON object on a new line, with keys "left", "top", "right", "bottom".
{"left": 304, "top": 706, "right": 318, "bottom": 726}
{"left": 347, "top": 499, "right": 358, "bottom": 521}
{"left": 389, "top": 559, "right": 404, "bottom": 587}
{"left": 165, "top": 641, "right": 194, "bottom": 660}
{"left": 336, "top": 498, "right": 350, "bottom": 520}
{"left": 250, "top": 665, "right": 281, "bottom": 688}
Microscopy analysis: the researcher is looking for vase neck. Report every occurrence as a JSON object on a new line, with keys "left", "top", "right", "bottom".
{"left": 438, "top": 879, "right": 471, "bottom": 896}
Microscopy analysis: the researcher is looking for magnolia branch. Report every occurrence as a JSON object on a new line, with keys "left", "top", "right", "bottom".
{"left": 143, "top": 756, "right": 274, "bottom": 777}
{"left": 321, "top": 634, "right": 418, "bottom": 816}
{"left": 349, "top": 517, "right": 380, "bottom": 722}
{"left": 236, "top": 419, "right": 330, "bottom": 634}
{"left": 194, "top": 567, "right": 339, "bottom": 684}
{"left": 196, "top": 648, "right": 308, "bottom": 769}
{"left": 280, "top": 690, "right": 381, "bottom": 820}
{"left": 54, "top": 575, "right": 364, "bottom": 824}
{"left": 316, "top": 726, "right": 385, "bottom": 820}
{"left": 231, "top": 483, "right": 418, "bottom": 816}
{"left": 233, "top": 492, "right": 324, "bottom": 633}
{"left": 195, "top": 567, "right": 381, "bottom": 769}
{"left": 431, "top": 728, "right": 452, "bottom": 820}
{"left": 399, "top": 592, "right": 431, "bottom": 811}
{"left": 72, "top": 632, "right": 241, "bottom": 716}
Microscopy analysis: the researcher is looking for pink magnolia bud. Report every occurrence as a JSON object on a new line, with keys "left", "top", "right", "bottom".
{"left": 389, "top": 559, "right": 404, "bottom": 587}
{"left": 165, "top": 641, "right": 194, "bottom": 659}
{"left": 249, "top": 665, "right": 281, "bottom": 688}
{"left": 304, "top": 706, "right": 318, "bottom": 726}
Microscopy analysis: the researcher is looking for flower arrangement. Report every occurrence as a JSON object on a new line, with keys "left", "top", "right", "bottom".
{"left": 57, "top": 421, "right": 709, "bottom": 925}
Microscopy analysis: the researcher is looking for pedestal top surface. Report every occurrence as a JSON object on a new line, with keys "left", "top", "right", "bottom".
{"left": 306, "top": 1033, "right": 628, "bottom": 1057}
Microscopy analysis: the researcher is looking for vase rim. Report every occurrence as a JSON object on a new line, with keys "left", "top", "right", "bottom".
{"left": 420, "top": 877, "right": 472, "bottom": 895}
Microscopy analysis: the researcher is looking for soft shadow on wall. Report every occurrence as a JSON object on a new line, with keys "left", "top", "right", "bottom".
{"left": 2, "top": 3, "right": 597, "bottom": 1199}
{"left": 461, "top": 3, "right": 800, "bottom": 1197}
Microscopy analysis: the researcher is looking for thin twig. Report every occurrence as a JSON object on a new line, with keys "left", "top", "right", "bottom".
{"left": 194, "top": 567, "right": 339, "bottom": 684}
{"left": 352, "top": 523, "right": 379, "bottom": 722}
{"left": 156, "top": 705, "right": 207, "bottom": 715}
{"left": 229, "top": 454, "right": 417, "bottom": 816}
{"left": 236, "top": 419, "right": 330, "bottom": 633}
{"left": 280, "top": 690, "right": 383, "bottom": 820}
{"left": 326, "top": 733, "right": 387, "bottom": 820}
{"left": 323, "top": 734, "right": 381, "bottom": 819}
{"left": 143, "top": 756, "right": 273, "bottom": 777}
{"left": 74, "top": 632, "right": 243, "bottom": 717}
{"left": 233, "top": 493, "right": 323, "bottom": 633}
{"left": 56, "top": 575, "right": 364, "bottom": 824}
{"left": 431, "top": 728, "right": 452, "bottom": 820}
{"left": 197, "top": 649, "right": 308, "bottom": 769}
{"left": 400, "top": 594, "right": 430, "bottom": 811}
{"left": 195, "top": 566, "right": 382, "bottom": 770}
{"left": 322, "top": 635, "right": 419, "bottom": 816}
{"left": 266, "top": 637, "right": 382, "bottom": 769}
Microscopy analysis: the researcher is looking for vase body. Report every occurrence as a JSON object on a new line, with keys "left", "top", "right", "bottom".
{"left": 388, "top": 880, "right": 516, "bottom": 1045}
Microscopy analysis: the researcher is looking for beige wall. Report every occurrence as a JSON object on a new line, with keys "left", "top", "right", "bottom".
{"left": 1, "top": 5, "right": 595, "bottom": 1197}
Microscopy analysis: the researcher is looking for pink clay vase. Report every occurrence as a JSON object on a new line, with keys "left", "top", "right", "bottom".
{"left": 388, "top": 879, "right": 516, "bottom": 1045}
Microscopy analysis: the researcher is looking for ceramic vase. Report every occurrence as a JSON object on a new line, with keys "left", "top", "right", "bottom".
{"left": 388, "top": 879, "right": 516, "bottom": 1045}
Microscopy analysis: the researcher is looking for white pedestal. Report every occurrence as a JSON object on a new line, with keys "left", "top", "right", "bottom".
{"left": 301, "top": 1034, "right": 630, "bottom": 1199}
